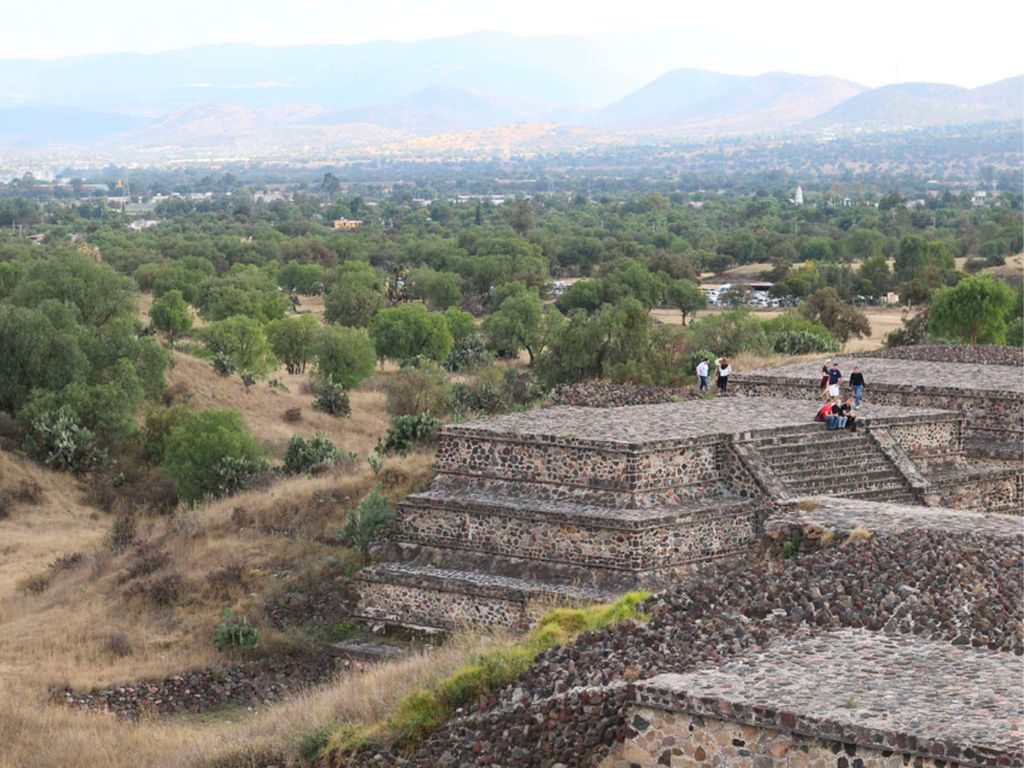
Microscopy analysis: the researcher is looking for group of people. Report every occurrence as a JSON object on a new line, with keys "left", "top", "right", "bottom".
{"left": 695, "top": 357, "right": 732, "bottom": 396}
{"left": 814, "top": 359, "right": 867, "bottom": 431}
{"left": 817, "top": 360, "right": 866, "bottom": 406}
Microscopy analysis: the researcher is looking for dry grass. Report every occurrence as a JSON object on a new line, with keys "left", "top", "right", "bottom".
{"left": 0, "top": 633, "right": 498, "bottom": 768}
{"left": 844, "top": 526, "right": 873, "bottom": 544}
{"left": 165, "top": 351, "right": 390, "bottom": 460}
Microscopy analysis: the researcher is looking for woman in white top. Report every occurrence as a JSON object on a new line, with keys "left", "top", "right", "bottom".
{"left": 716, "top": 358, "right": 732, "bottom": 395}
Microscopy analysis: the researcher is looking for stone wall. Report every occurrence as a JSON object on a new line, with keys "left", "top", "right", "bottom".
{"left": 859, "top": 344, "right": 1024, "bottom": 366}
{"left": 434, "top": 434, "right": 724, "bottom": 501}
{"left": 394, "top": 496, "right": 760, "bottom": 573}
{"left": 601, "top": 708, "right": 971, "bottom": 768}
{"left": 884, "top": 418, "right": 962, "bottom": 459}
{"left": 932, "top": 467, "right": 1024, "bottom": 515}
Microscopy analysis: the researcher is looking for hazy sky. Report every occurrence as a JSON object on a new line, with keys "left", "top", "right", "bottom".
{"left": 2, "top": 0, "right": 1020, "bottom": 87}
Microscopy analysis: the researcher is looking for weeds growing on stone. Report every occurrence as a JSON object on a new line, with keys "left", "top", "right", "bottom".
{"left": 322, "top": 591, "right": 651, "bottom": 761}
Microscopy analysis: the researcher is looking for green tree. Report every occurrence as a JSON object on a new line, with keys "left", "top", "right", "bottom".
{"left": 857, "top": 255, "right": 892, "bottom": 297}
{"left": 406, "top": 267, "right": 462, "bottom": 310}
{"left": 10, "top": 251, "right": 135, "bottom": 328}
{"left": 556, "top": 279, "right": 605, "bottom": 314}
{"left": 482, "top": 290, "right": 543, "bottom": 364}
{"left": 266, "top": 315, "right": 319, "bottom": 374}
{"left": 799, "top": 288, "right": 871, "bottom": 343}
{"left": 928, "top": 274, "right": 1015, "bottom": 344}
{"left": 324, "top": 281, "right": 384, "bottom": 326}
{"left": 665, "top": 278, "right": 707, "bottom": 325}
{"left": 314, "top": 325, "right": 377, "bottom": 388}
{"left": 163, "top": 410, "right": 264, "bottom": 502}
{"left": 200, "top": 316, "right": 277, "bottom": 379}
{"left": 277, "top": 260, "right": 325, "bottom": 294}
{"left": 370, "top": 303, "right": 453, "bottom": 363}
{"left": 604, "top": 262, "right": 666, "bottom": 309}
{"left": 443, "top": 307, "right": 477, "bottom": 345}
{"left": 149, "top": 289, "right": 193, "bottom": 341}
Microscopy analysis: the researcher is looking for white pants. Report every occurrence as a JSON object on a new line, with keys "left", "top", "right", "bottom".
{"left": 827, "top": 384, "right": 839, "bottom": 398}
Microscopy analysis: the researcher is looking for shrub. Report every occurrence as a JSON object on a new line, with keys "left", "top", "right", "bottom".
{"left": 443, "top": 334, "right": 492, "bottom": 372}
{"left": 103, "top": 633, "right": 134, "bottom": 658}
{"left": 143, "top": 573, "right": 185, "bottom": 607}
{"left": 213, "top": 608, "right": 260, "bottom": 652}
{"left": 108, "top": 507, "right": 137, "bottom": 554}
{"left": 212, "top": 352, "right": 237, "bottom": 377}
{"left": 282, "top": 432, "right": 344, "bottom": 475}
{"left": 162, "top": 410, "right": 265, "bottom": 502}
{"left": 377, "top": 413, "right": 443, "bottom": 455}
{"left": 282, "top": 407, "right": 302, "bottom": 423}
{"left": 142, "top": 404, "right": 194, "bottom": 464}
{"left": 21, "top": 405, "right": 106, "bottom": 474}
{"left": 315, "top": 326, "right": 377, "bottom": 389}
{"left": 343, "top": 487, "right": 394, "bottom": 559}
{"left": 384, "top": 363, "right": 452, "bottom": 417}
{"left": 311, "top": 377, "right": 352, "bottom": 417}
{"left": 770, "top": 329, "right": 841, "bottom": 355}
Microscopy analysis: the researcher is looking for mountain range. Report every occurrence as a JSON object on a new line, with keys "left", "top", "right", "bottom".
{"left": 0, "top": 33, "right": 1019, "bottom": 156}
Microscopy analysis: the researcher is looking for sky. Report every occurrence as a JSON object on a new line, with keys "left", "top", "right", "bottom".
{"left": 2, "top": 0, "right": 1021, "bottom": 88}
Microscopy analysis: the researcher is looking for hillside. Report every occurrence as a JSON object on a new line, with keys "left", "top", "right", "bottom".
{"left": 808, "top": 75, "right": 1024, "bottom": 129}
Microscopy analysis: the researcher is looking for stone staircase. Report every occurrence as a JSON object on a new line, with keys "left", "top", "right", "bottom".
{"left": 747, "top": 428, "right": 920, "bottom": 504}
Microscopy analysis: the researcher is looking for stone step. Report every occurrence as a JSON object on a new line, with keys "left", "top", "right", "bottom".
{"left": 749, "top": 429, "right": 866, "bottom": 449}
{"left": 395, "top": 489, "right": 760, "bottom": 573}
{"left": 770, "top": 455, "right": 893, "bottom": 478}
{"left": 838, "top": 485, "right": 921, "bottom": 504}
{"left": 353, "top": 563, "right": 618, "bottom": 633}
{"left": 758, "top": 437, "right": 872, "bottom": 461}
{"left": 327, "top": 640, "right": 405, "bottom": 662}
{"left": 782, "top": 471, "right": 909, "bottom": 497}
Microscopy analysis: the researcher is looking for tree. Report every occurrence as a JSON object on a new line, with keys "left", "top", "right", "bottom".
{"left": 800, "top": 237, "right": 836, "bottom": 263}
{"left": 266, "top": 315, "right": 319, "bottom": 374}
{"left": 277, "top": 261, "right": 324, "bottom": 294}
{"left": 604, "top": 262, "right": 666, "bottom": 309}
{"left": 315, "top": 326, "right": 377, "bottom": 389}
{"left": 406, "top": 267, "right": 462, "bottom": 310}
{"left": 443, "top": 307, "right": 477, "bottom": 346}
{"left": 556, "top": 279, "right": 605, "bottom": 313}
{"left": 200, "top": 316, "right": 277, "bottom": 379}
{"left": 163, "top": 410, "right": 264, "bottom": 502}
{"left": 928, "top": 274, "right": 1015, "bottom": 344}
{"left": 149, "top": 289, "right": 192, "bottom": 341}
{"left": 799, "top": 288, "right": 871, "bottom": 343}
{"left": 482, "top": 290, "right": 543, "bottom": 364}
{"left": 857, "top": 255, "right": 891, "bottom": 297}
{"left": 10, "top": 251, "right": 135, "bottom": 328}
{"left": 324, "top": 281, "right": 384, "bottom": 326}
{"left": 370, "top": 303, "right": 453, "bottom": 363}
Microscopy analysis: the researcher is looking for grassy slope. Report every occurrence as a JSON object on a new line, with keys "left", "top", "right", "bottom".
{"left": 0, "top": 298, "right": 437, "bottom": 768}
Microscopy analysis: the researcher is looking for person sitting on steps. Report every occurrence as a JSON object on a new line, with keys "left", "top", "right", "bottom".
{"left": 826, "top": 398, "right": 847, "bottom": 430}
{"left": 814, "top": 399, "right": 833, "bottom": 423}
{"left": 841, "top": 396, "right": 857, "bottom": 432}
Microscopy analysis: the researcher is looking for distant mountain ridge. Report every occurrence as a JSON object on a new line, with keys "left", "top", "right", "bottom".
{"left": 809, "top": 76, "right": 1024, "bottom": 129}
{"left": 0, "top": 35, "right": 1019, "bottom": 154}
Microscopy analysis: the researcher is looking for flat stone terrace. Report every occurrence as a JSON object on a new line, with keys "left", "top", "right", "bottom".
{"left": 737, "top": 357, "right": 1024, "bottom": 394}
{"left": 769, "top": 497, "right": 1024, "bottom": 540}
{"left": 445, "top": 398, "right": 953, "bottom": 450}
{"left": 634, "top": 629, "right": 1024, "bottom": 768}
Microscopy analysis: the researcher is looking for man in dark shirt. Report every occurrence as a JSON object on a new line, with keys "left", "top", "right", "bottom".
{"left": 827, "top": 363, "right": 842, "bottom": 399}
{"left": 850, "top": 367, "right": 865, "bottom": 407}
